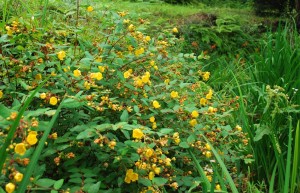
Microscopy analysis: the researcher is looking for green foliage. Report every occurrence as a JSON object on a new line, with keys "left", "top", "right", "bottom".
{"left": 250, "top": 23, "right": 300, "bottom": 105}
{"left": 178, "top": 14, "right": 257, "bottom": 59}
{"left": 253, "top": 0, "right": 295, "bottom": 15}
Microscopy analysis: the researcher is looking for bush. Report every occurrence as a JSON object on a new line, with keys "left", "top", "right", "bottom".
{"left": 0, "top": 4, "right": 251, "bottom": 193}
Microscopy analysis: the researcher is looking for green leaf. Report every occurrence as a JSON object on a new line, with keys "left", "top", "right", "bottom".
{"left": 134, "top": 105, "right": 140, "bottom": 113}
{"left": 139, "top": 178, "right": 152, "bottom": 186}
{"left": 76, "top": 129, "right": 95, "bottom": 140}
{"left": 159, "top": 128, "right": 173, "bottom": 134}
{"left": 25, "top": 108, "right": 51, "bottom": 118}
{"left": 69, "top": 178, "right": 82, "bottom": 184}
{"left": 254, "top": 124, "right": 271, "bottom": 141}
{"left": 62, "top": 98, "right": 85, "bottom": 108}
{"left": 0, "top": 104, "right": 13, "bottom": 118}
{"left": 88, "top": 182, "right": 101, "bottom": 193}
{"left": 187, "top": 135, "right": 196, "bottom": 143}
{"left": 35, "top": 178, "right": 56, "bottom": 188}
{"left": 121, "top": 130, "right": 130, "bottom": 139}
{"left": 95, "top": 124, "right": 112, "bottom": 131}
{"left": 179, "top": 142, "right": 190, "bottom": 148}
{"left": 44, "top": 110, "right": 57, "bottom": 117}
{"left": 0, "top": 187, "right": 6, "bottom": 193}
{"left": 50, "top": 191, "right": 58, "bottom": 193}
{"left": 120, "top": 110, "right": 129, "bottom": 122}
{"left": 152, "top": 177, "right": 168, "bottom": 186}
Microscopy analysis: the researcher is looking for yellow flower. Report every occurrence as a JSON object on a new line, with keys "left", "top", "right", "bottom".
{"left": 148, "top": 171, "right": 155, "bottom": 180}
{"left": 63, "top": 66, "right": 70, "bottom": 72}
{"left": 208, "top": 106, "right": 214, "bottom": 113}
{"left": 154, "top": 167, "right": 161, "bottom": 175}
{"left": 205, "top": 151, "right": 212, "bottom": 158}
{"left": 91, "top": 72, "right": 103, "bottom": 80}
{"left": 96, "top": 57, "right": 102, "bottom": 62}
{"left": 73, "top": 69, "right": 81, "bottom": 77}
{"left": 202, "top": 72, "right": 210, "bottom": 81}
{"left": 236, "top": 125, "right": 242, "bottom": 131}
{"left": 134, "top": 47, "right": 144, "bottom": 56}
{"left": 118, "top": 11, "right": 127, "bottom": 17}
{"left": 123, "top": 19, "right": 130, "bottom": 24}
{"left": 124, "top": 169, "right": 138, "bottom": 183}
{"left": 14, "top": 172, "right": 23, "bottom": 182}
{"left": 98, "top": 66, "right": 105, "bottom": 72}
{"left": 84, "top": 81, "right": 91, "bottom": 90}
{"left": 207, "top": 175, "right": 212, "bottom": 182}
{"left": 15, "top": 143, "right": 26, "bottom": 156}
{"left": 205, "top": 143, "right": 211, "bottom": 150}
{"left": 152, "top": 122, "right": 157, "bottom": 129}
{"left": 141, "top": 75, "right": 150, "bottom": 83}
{"left": 206, "top": 89, "right": 213, "bottom": 100}
{"left": 170, "top": 91, "right": 179, "bottom": 99}
{"left": 215, "top": 184, "right": 221, "bottom": 190}
{"left": 145, "top": 148, "right": 154, "bottom": 158}
{"left": 26, "top": 132, "right": 38, "bottom": 145}
{"left": 6, "top": 26, "right": 13, "bottom": 36}
{"left": 10, "top": 112, "right": 18, "bottom": 120}
{"left": 128, "top": 45, "right": 134, "bottom": 52}
{"left": 124, "top": 70, "right": 131, "bottom": 79}
{"left": 132, "top": 129, "right": 144, "bottom": 139}
{"left": 172, "top": 27, "right": 178, "bottom": 33}
{"left": 145, "top": 36, "right": 151, "bottom": 42}
{"left": 57, "top": 51, "right": 66, "bottom": 61}
{"left": 191, "top": 110, "right": 199, "bottom": 118}
{"left": 189, "top": 119, "right": 197, "bottom": 127}
{"left": 150, "top": 60, "right": 155, "bottom": 66}
{"left": 0, "top": 90, "right": 3, "bottom": 99}
{"left": 35, "top": 73, "right": 42, "bottom": 80}
{"left": 149, "top": 116, "right": 155, "bottom": 123}
{"left": 108, "top": 141, "right": 117, "bottom": 149}
{"left": 51, "top": 71, "right": 57, "bottom": 77}
{"left": 174, "top": 138, "right": 180, "bottom": 144}
{"left": 152, "top": 100, "right": 161, "bottom": 109}
{"left": 49, "top": 96, "right": 58, "bottom": 106}
{"left": 128, "top": 24, "right": 135, "bottom": 32}
{"left": 87, "top": 6, "right": 93, "bottom": 12}
{"left": 164, "top": 79, "right": 170, "bottom": 84}
{"left": 51, "top": 132, "right": 58, "bottom": 139}
{"left": 5, "top": 183, "right": 15, "bottom": 193}
{"left": 200, "top": 98, "right": 207, "bottom": 106}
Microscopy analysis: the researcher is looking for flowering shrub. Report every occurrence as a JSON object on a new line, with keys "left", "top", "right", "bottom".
{"left": 0, "top": 5, "right": 250, "bottom": 193}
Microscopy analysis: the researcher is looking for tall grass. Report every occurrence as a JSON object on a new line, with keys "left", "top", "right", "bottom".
{"left": 250, "top": 22, "right": 300, "bottom": 105}
{"left": 231, "top": 22, "right": 300, "bottom": 192}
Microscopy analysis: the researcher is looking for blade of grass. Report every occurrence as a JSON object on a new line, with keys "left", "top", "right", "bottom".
{"left": 283, "top": 116, "right": 293, "bottom": 193}
{"left": 0, "top": 76, "right": 50, "bottom": 172}
{"left": 17, "top": 101, "right": 64, "bottom": 192}
{"left": 41, "top": 0, "right": 49, "bottom": 27}
{"left": 1, "top": 0, "right": 13, "bottom": 26}
{"left": 291, "top": 121, "right": 299, "bottom": 193}
{"left": 269, "top": 161, "right": 278, "bottom": 193}
{"left": 201, "top": 134, "right": 239, "bottom": 193}
{"left": 188, "top": 149, "right": 211, "bottom": 192}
